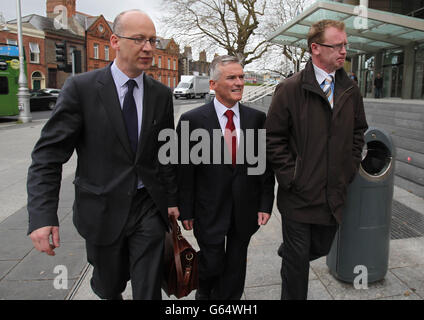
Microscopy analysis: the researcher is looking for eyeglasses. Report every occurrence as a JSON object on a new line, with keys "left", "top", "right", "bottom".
{"left": 115, "top": 35, "right": 160, "bottom": 47}
{"left": 316, "top": 42, "right": 349, "bottom": 51}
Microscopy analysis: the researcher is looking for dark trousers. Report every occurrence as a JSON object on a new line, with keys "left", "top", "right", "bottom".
{"left": 196, "top": 228, "right": 251, "bottom": 300}
{"left": 85, "top": 188, "right": 166, "bottom": 300}
{"left": 280, "top": 215, "right": 338, "bottom": 300}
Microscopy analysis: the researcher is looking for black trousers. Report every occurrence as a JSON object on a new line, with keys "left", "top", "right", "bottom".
{"left": 196, "top": 227, "right": 251, "bottom": 300}
{"left": 85, "top": 188, "right": 166, "bottom": 300}
{"left": 280, "top": 215, "right": 338, "bottom": 300}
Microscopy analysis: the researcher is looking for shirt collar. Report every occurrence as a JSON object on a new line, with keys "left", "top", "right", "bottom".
{"left": 213, "top": 97, "right": 240, "bottom": 119}
{"left": 111, "top": 60, "right": 144, "bottom": 90}
{"left": 313, "top": 63, "right": 336, "bottom": 86}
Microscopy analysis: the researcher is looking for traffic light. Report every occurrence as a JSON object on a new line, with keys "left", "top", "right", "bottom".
{"left": 55, "top": 41, "right": 67, "bottom": 71}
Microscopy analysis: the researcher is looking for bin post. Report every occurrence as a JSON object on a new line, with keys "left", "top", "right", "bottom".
{"left": 327, "top": 127, "right": 396, "bottom": 284}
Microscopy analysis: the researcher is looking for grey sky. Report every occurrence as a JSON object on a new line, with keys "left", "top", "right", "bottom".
{"left": 2, "top": 0, "right": 165, "bottom": 31}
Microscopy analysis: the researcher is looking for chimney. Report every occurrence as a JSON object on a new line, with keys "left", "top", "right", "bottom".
{"left": 46, "top": 0, "right": 76, "bottom": 18}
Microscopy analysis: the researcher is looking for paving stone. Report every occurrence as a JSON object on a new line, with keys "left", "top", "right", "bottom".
{"left": 244, "top": 284, "right": 280, "bottom": 300}
{"left": 245, "top": 244, "right": 282, "bottom": 287}
{"left": 0, "top": 279, "right": 76, "bottom": 300}
{"left": 0, "top": 207, "right": 28, "bottom": 230}
{"left": 0, "top": 261, "right": 18, "bottom": 280}
{"left": 5, "top": 242, "right": 86, "bottom": 281}
{"left": 317, "top": 270, "right": 411, "bottom": 300}
{"left": 389, "top": 237, "right": 424, "bottom": 268}
{"left": 390, "top": 265, "right": 424, "bottom": 299}
{"left": 0, "top": 229, "right": 34, "bottom": 260}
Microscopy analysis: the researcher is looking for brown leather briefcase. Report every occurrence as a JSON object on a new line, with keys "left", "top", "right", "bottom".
{"left": 162, "top": 215, "right": 198, "bottom": 298}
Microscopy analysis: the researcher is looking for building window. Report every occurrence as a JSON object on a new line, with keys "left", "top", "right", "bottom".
{"left": 7, "top": 39, "right": 17, "bottom": 46}
{"left": 29, "top": 42, "right": 40, "bottom": 63}
{"left": 152, "top": 56, "right": 155, "bottom": 66}
{"left": 168, "top": 76, "right": 171, "bottom": 87}
{"left": 104, "top": 45, "right": 109, "bottom": 61}
{"left": 174, "top": 59, "right": 176, "bottom": 70}
{"left": 173, "top": 76, "right": 176, "bottom": 88}
{"left": 94, "top": 44, "right": 99, "bottom": 59}
{"left": 158, "top": 56, "right": 162, "bottom": 68}
{"left": 168, "top": 58, "right": 171, "bottom": 70}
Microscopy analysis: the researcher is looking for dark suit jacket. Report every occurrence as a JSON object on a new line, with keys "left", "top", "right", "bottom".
{"left": 27, "top": 66, "right": 178, "bottom": 246}
{"left": 176, "top": 102, "right": 275, "bottom": 244}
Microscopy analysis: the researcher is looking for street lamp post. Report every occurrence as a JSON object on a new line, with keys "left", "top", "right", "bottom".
{"left": 16, "top": 0, "right": 31, "bottom": 123}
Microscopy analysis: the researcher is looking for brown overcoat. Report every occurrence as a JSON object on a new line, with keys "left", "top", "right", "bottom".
{"left": 265, "top": 59, "right": 368, "bottom": 225}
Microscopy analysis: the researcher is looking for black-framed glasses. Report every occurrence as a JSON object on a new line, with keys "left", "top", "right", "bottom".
{"left": 316, "top": 42, "right": 349, "bottom": 51}
{"left": 115, "top": 35, "right": 160, "bottom": 47}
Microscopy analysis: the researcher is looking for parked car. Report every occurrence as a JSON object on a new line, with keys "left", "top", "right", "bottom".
{"left": 30, "top": 89, "right": 59, "bottom": 111}
{"left": 42, "top": 88, "right": 61, "bottom": 97}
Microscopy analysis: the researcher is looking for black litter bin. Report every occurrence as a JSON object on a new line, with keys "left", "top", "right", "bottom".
{"left": 326, "top": 127, "right": 395, "bottom": 283}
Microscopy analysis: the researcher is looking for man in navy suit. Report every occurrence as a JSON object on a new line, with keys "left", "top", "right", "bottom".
{"left": 27, "top": 10, "right": 179, "bottom": 300}
{"left": 177, "top": 55, "right": 275, "bottom": 300}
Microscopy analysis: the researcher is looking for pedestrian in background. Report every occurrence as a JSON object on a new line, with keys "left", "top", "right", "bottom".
{"left": 265, "top": 19, "right": 368, "bottom": 300}
{"left": 177, "top": 55, "right": 275, "bottom": 300}
{"left": 27, "top": 9, "right": 179, "bottom": 300}
{"left": 374, "top": 72, "right": 383, "bottom": 98}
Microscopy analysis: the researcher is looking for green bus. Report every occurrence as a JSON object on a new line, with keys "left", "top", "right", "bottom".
{"left": 0, "top": 44, "right": 24, "bottom": 117}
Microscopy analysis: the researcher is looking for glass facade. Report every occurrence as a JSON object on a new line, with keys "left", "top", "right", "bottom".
{"left": 382, "top": 49, "right": 404, "bottom": 98}
{"left": 413, "top": 43, "right": 424, "bottom": 99}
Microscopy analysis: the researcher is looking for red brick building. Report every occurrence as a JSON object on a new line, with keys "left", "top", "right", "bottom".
{"left": 4, "top": 0, "right": 180, "bottom": 90}
{"left": 145, "top": 38, "right": 180, "bottom": 89}
{"left": 0, "top": 24, "right": 46, "bottom": 90}
{"left": 83, "top": 14, "right": 115, "bottom": 72}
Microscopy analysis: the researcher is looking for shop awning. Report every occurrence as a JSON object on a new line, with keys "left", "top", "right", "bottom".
{"left": 267, "top": 0, "right": 424, "bottom": 56}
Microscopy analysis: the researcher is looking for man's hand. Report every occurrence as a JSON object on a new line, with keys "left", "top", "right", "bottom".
{"left": 258, "top": 212, "right": 271, "bottom": 226}
{"left": 29, "top": 226, "right": 60, "bottom": 256}
{"left": 182, "top": 219, "right": 194, "bottom": 231}
{"left": 168, "top": 207, "right": 180, "bottom": 219}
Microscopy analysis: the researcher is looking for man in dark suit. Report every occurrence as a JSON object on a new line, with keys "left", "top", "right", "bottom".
{"left": 177, "top": 55, "right": 275, "bottom": 300}
{"left": 27, "top": 10, "right": 179, "bottom": 300}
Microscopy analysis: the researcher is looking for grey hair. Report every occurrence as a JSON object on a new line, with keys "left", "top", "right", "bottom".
{"left": 209, "top": 55, "right": 241, "bottom": 81}
{"left": 112, "top": 9, "right": 146, "bottom": 35}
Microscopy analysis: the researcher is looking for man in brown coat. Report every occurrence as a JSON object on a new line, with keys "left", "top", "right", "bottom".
{"left": 265, "top": 20, "right": 368, "bottom": 300}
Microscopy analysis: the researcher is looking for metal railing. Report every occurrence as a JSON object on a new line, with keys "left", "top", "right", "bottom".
{"left": 242, "top": 82, "right": 278, "bottom": 103}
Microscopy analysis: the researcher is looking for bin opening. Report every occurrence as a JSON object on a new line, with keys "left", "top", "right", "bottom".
{"left": 360, "top": 141, "right": 392, "bottom": 176}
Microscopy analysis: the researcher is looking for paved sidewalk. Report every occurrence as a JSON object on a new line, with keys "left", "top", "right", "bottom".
{"left": 0, "top": 104, "right": 423, "bottom": 300}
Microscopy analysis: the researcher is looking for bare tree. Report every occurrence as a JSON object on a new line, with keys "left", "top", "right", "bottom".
{"left": 160, "top": 0, "right": 271, "bottom": 66}
{"left": 259, "top": 0, "right": 313, "bottom": 75}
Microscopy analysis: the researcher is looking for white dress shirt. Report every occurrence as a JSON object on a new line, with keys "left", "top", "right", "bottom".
{"left": 213, "top": 97, "right": 241, "bottom": 146}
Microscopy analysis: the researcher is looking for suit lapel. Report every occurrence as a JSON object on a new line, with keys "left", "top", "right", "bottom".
{"left": 136, "top": 74, "right": 155, "bottom": 161}
{"left": 97, "top": 66, "right": 133, "bottom": 160}
{"left": 236, "top": 104, "right": 248, "bottom": 173}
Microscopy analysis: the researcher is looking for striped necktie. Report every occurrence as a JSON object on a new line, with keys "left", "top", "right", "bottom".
{"left": 321, "top": 76, "right": 334, "bottom": 108}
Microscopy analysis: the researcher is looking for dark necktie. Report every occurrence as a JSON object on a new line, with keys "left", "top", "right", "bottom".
{"left": 224, "top": 109, "right": 237, "bottom": 167}
{"left": 123, "top": 79, "right": 138, "bottom": 154}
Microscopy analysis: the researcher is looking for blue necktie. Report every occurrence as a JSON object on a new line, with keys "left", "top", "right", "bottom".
{"left": 123, "top": 79, "right": 138, "bottom": 154}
